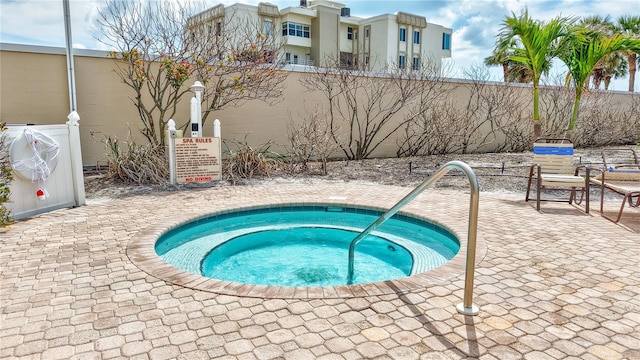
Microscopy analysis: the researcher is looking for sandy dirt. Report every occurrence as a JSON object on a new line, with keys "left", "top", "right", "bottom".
{"left": 84, "top": 145, "right": 639, "bottom": 202}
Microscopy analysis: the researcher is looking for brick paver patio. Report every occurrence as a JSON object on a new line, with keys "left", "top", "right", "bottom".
{"left": 1, "top": 183, "right": 639, "bottom": 359}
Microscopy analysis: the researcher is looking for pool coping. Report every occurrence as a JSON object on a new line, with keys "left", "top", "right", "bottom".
{"left": 127, "top": 200, "right": 488, "bottom": 299}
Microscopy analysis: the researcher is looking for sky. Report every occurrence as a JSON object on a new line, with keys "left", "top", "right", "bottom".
{"left": 1, "top": 0, "right": 638, "bottom": 91}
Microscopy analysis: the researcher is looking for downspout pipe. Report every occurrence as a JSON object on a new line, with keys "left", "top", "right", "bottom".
{"left": 63, "top": 0, "right": 77, "bottom": 112}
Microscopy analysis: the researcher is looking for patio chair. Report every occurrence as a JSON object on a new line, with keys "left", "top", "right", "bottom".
{"left": 525, "top": 138, "right": 590, "bottom": 213}
{"left": 589, "top": 147, "right": 640, "bottom": 223}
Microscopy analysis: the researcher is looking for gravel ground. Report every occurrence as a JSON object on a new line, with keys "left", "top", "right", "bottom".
{"left": 84, "top": 145, "right": 640, "bottom": 202}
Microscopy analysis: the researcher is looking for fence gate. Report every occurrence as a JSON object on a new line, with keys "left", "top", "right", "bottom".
{"left": 6, "top": 114, "right": 85, "bottom": 220}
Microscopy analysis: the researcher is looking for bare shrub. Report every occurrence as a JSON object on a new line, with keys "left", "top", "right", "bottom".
{"left": 223, "top": 136, "right": 281, "bottom": 181}
{"left": 396, "top": 101, "right": 465, "bottom": 156}
{"left": 100, "top": 132, "right": 169, "bottom": 184}
{"left": 494, "top": 108, "right": 533, "bottom": 152}
{"left": 626, "top": 94, "right": 640, "bottom": 144}
{"left": 0, "top": 123, "right": 13, "bottom": 225}
{"left": 286, "top": 106, "right": 340, "bottom": 175}
{"left": 453, "top": 66, "right": 518, "bottom": 154}
{"left": 493, "top": 84, "right": 533, "bottom": 152}
{"left": 398, "top": 65, "right": 531, "bottom": 155}
{"left": 539, "top": 85, "right": 574, "bottom": 138}
{"left": 301, "top": 58, "right": 449, "bottom": 160}
{"left": 572, "top": 91, "right": 640, "bottom": 147}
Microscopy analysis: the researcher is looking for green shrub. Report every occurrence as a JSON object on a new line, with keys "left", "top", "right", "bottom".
{"left": 0, "top": 123, "right": 13, "bottom": 225}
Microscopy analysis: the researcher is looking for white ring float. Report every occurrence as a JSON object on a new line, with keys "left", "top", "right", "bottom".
{"left": 10, "top": 128, "right": 60, "bottom": 200}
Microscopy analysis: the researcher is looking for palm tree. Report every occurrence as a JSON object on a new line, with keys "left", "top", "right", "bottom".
{"left": 484, "top": 51, "right": 510, "bottom": 82}
{"left": 484, "top": 48, "right": 534, "bottom": 83}
{"left": 507, "top": 64, "right": 534, "bottom": 83}
{"left": 558, "top": 27, "right": 640, "bottom": 136}
{"left": 617, "top": 15, "right": 640, "bottom": 92}
{"left": 497, "top": 10, "right": 574, "bottom": 138}
{"left": 596, "top": 52, "right": 628, "bottom": 90}
{"left": 579, "top": 15, "right": 614, "bottom": 89}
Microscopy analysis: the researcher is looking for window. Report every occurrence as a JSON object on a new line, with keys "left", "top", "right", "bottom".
{"left": 285, "top": 53, "right": 291, "bottom": 63}
{"left": 215, "top": 22, "right": 222, "bottom": 36}
{"left": 365, "top": 29, "right": 369, "bottom": 38}
{"left": 262, "top": 19, "right": 273, "bottom": 37}
{"left": 399, "top": 28, "right": 406, "bottom": 42}
{"left": 347, "top": 27, "right": 353, "bottom": 40}
{"left": 282, "top": 22, "right": 310, "bottom": 38}
{"left": 442, "top": 33, "right": 451, "bottom": 50}
{"left": 413, "top": 30, "right": 420, "bottom": 44}
{"left": 412, "top": 57, "right": 419, "bottom": 70}
{"left": 398, "top": 55, "right": 406, "bottom": 69}
{"left": 340, "top": 52, "right": 355, "bottom": 69}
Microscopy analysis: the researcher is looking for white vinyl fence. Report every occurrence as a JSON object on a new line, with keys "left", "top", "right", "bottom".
{"left": 6, "top": 112, "right": 85, "bottom": 220}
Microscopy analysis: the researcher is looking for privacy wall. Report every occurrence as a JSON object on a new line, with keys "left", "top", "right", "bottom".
{"left": 1, "top": 44, "right": 637, "bottom": 166}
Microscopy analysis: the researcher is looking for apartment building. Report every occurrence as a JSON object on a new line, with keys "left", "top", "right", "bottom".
{"left": 188, "top": 0, "right": 452, "bottom": 72}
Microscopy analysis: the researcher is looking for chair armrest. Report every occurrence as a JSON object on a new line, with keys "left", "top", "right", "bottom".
{"left": 601, "top": 147, "right": 639, "bottom": 169}
{"left": 574, "top": 165, "right": 591, "bottom": 178}
{"left": 613, "top": 164, "right": 640, "bottom": 170}
{"left": 588, "top": 167, "right": 604, "bottom": 178}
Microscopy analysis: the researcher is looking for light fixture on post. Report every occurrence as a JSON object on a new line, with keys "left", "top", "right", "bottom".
{"left": 190, "top": 81, "right": 205, "bottom": 137}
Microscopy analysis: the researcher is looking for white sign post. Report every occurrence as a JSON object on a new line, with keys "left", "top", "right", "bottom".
{"left": 167, "top": 119, "right": 177, "bottom": 185}
{"left": 173, "top": 137, "right": 221, "bottom": 183}
{"left": 167, "top": 80, "right": 221, "bottom": 184}
{"left": 167, "top": 119, "right": 222, "bottom": 184}
{"left": 190, "top": 81, "right": 205, "bottom": 137}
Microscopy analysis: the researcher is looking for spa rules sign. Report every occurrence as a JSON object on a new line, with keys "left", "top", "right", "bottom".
{"left": 175, "top": 137, "right": 222, "bottom": 183}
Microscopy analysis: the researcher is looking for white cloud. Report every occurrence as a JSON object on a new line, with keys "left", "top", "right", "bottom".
{"left": 1, "top": 0, "right": 637, "bottom": 90}
{"left": 428, "top": 0, "right": 638, "bottom": 89}
{"left": 1, "top": 0, "right": 64, "bottom": 45}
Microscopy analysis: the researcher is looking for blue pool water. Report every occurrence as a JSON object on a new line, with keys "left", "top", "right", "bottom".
{"left": 156, "top": 205, "right": 460, "bottom": 286}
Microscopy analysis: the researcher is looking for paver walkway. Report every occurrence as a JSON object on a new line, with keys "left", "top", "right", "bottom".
{"left": 1, "top": 183, "right": 639, "bottom": 359}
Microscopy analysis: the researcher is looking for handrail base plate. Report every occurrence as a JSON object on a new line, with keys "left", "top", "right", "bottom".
{"left": 456, "top": 303, "right": 480, "bottom": 316}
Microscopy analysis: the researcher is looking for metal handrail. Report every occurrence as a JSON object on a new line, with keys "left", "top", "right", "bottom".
{"left": 347, "top": 160, "right": 480, "bottom": 315}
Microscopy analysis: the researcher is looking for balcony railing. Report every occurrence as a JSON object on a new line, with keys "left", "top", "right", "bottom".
{"left": 284, "top": 59, "right": 315, "bottom": 66}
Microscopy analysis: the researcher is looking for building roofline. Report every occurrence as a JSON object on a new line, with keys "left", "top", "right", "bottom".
{"left": 280, "top": 6, "right": 317, "bottom": 17}
{"left": 0, "top": 43, "right": 110, "bottom": 58}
